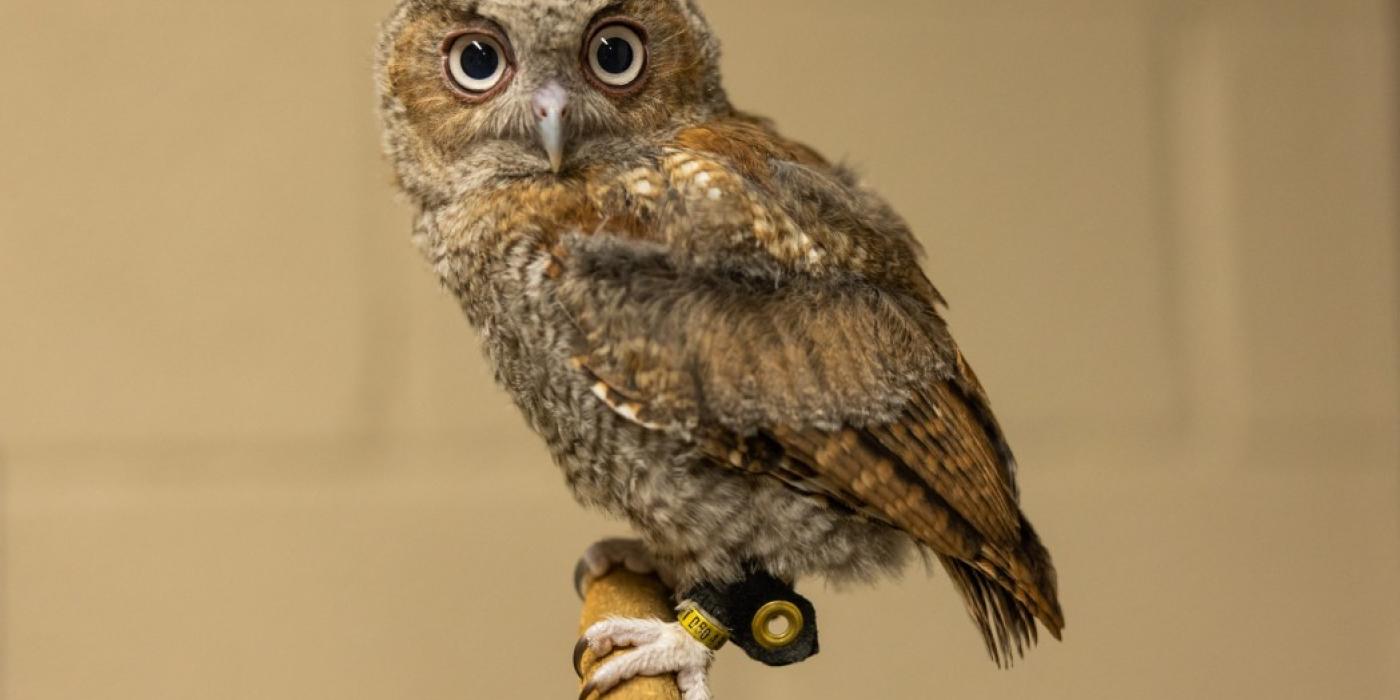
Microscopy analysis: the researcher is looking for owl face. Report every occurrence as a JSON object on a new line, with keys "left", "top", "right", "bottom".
{"left": 378, "top": 0, "right": 728, "bottom": 200}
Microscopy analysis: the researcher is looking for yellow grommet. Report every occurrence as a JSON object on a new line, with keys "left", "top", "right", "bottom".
{"left": 751, "top": 600, "right": 803, "bottom": 650}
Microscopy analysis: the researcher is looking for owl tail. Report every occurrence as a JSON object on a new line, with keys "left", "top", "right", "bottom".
{"left": 940, "top": 517, "right": 1064, "bottom": 666}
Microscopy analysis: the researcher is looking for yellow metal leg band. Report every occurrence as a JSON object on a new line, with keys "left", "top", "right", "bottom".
{"left": 678, "top": 607, "right": 730, "bottom": 651}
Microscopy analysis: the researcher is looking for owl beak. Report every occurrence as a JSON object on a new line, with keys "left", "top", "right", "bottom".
{"left": 532, "top": 82, "right": 570, "bottom": 173}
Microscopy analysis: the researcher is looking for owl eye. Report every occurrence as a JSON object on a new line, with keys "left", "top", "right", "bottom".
{"left": 586, "top": 22, "right": 646, "bottom": 89}
{"left": 445, "top": 33, "right": 512, "bottom": 95}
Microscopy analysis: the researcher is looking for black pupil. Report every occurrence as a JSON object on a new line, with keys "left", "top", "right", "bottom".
{"left": 460, "top": 40, "right": 499, "bottom": 82}
{"left": 596, "top": 36, "right": 634, "bottom": 75}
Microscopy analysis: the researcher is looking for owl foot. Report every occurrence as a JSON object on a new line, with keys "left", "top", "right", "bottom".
{"left": 574, "top": 538, "right": 673, "bottom": 598}
{"left": 577, "top": 618, "right": 714, "bottom": 700}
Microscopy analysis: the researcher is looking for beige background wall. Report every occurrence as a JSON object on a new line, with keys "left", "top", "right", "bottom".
{"left": 2, "top": 0, "right": 1398, "bottom": 698}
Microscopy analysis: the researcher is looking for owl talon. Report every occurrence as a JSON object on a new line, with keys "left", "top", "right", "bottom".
{"left": 573, "top": 557, "right": 590, "bottom": 600}
{"left": 573, "top": 636, "right": 588, "bottom": 678}
{"left": 579, "top": 618, "right": 715, "bottom": 700}
{"left": 575, "top": 538, "right": 671, "bottom": 598}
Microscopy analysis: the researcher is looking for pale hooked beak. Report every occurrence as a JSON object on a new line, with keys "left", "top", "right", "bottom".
{"left": 532, "top": 81, "right": 569, "bottom": 173}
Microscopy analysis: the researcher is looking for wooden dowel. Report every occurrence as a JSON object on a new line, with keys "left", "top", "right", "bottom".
{"left": 577, "top": 569, "right": 683, "bottom": 699}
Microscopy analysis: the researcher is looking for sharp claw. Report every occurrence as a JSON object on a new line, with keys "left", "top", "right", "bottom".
{"left": 573, "top": 637, "right": 589, "bottom": 678}
{"left": 578, "top": 680, "right": 597, "bottom": 700}
{"left": 574, "top": 556, "right": 589, "bottom": 600}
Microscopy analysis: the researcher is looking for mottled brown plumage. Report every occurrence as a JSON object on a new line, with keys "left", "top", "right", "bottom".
{"left": 377, "top": 0, "right": 1063, "bottom": 674}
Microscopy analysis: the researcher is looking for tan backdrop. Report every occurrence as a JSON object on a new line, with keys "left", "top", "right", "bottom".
{"left": 2, "top": 1, "right": 1398, "bottom": 698}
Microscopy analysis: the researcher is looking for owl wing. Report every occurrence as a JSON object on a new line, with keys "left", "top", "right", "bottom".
{"left": 550, "top": 233, "right": 1063, "bottom": 661}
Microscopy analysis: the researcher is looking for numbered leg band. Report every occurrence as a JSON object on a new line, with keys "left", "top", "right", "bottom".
{"left": 678, "top": 606, "right": 730, "bottom": 651}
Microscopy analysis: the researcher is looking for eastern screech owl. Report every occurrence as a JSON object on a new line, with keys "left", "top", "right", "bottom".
{"left": 376, "top": 1, "right": 1062, "bottom": 697}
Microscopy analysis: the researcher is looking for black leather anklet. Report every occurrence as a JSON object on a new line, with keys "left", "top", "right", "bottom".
{"left": 681, "top": 569, "right": 819, "bottom": 666}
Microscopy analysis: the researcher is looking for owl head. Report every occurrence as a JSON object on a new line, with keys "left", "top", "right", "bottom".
{"left": 377, "top": 0, "right": 730, "bottom": 202}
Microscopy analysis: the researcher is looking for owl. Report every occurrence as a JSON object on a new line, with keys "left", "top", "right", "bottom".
{"left": 376, "top": 1, "right": 1063, "bottom": 697}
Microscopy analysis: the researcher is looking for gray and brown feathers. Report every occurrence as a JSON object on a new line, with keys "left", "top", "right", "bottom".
{"left": 377, "top": 0, "right": 1063, "bottom": 665}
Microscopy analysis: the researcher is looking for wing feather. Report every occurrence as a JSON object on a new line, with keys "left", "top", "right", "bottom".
{"left": 548, "top": 186, "right": 1063, "bottom": 663}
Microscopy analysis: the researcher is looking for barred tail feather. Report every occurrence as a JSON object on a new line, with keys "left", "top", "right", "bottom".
{"left": 939, "top": 520, "right": 1063, "bottom": 666}
{"left": 940, "top": 556, "right": 1036, "bottom": 666}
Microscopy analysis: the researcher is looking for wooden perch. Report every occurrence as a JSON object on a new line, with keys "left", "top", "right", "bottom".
{"left": 577, "top": 569, "right": 683, "bottom": 699}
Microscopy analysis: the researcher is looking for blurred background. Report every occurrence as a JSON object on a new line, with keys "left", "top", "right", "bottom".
{"left": 2, "top": 0, "right": 1397, "bottom": 698}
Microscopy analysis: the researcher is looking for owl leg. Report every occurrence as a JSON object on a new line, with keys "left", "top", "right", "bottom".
{"left": 573, "top": 539, "right": 711, "bottom": 698}
{"left": 573, "top": 537, "right": 674, "bottom": 598}
{"left": 577, "top": 617, "right": 714, "bottom": 700}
